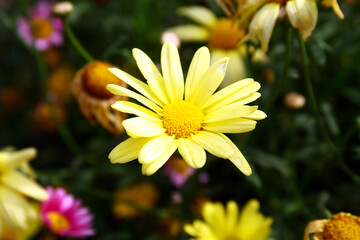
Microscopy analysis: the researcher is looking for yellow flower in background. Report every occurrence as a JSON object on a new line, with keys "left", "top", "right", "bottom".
{"left": 303, "top": 212, "right": 360, "bottom": 240}
{"left": 72, "top": 60, "right": 128, "bottom": 136}
{"left": 241, "top": 0, "right": 344, "bottom": 52}
{"left": 112, "top": 181, "right": 159, "bottom": 219}
{"left": 0, "top": 203, "right": 41, "bottom": 240}
{"left": 0, "top": 148, "right": 48, "bottom": 232}
{"left": 167, "top": 6, "right": 267, "bottom": 87}
{"left": 107, "top": 41, "right": 266, "bottom": 176}
{"left": 185, "top": 199, "right": 273, "bottom": 240}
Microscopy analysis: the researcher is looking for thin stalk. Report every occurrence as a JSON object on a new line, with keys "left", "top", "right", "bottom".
{"left": 33, "top": 49, "right": 83, "bottom": 156}
{"left": 265, "top": 27, "right": 292, "bottom": 112}
{"left": 64, "top": 19, "right": 94, "bottom": 62}
{"left": 296, "top": 30, "right": 360, "bottom": 186}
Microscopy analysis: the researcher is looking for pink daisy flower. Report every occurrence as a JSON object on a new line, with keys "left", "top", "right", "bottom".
{"left": 163, "top": 156, "right": 196, "bottom": 188}
{"left": 17, "top": 0, "right": 64, "bottom": 51}
{"left": 40, "top": 187, "right": 95, "bottom": 238}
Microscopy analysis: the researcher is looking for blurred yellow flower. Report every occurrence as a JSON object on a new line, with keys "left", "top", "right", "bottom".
{"left": 112, "top": 181, "right": 159, "bottom": 219}
{"left": 47, "top": 64, "right": 75, "bottom": 102}
{"left": 0, "top": 148, "right": 48, "bottom": 232}
{"left": 0, "top": 203, "right": 41, "bottom": 240}
{"left": 107, "top": 41, "right": 266, "bottom": 176}
{"left": 185, "top": 199, "right": 273, "bottom": 240}
{"left": 241, "top": 0, "right": 344, "bottom": 52}
{"left": 168, "top": 6, "right": 267, "bottom": 87}
{"left": 72, "top": 60, "right": 128, "bottom": 136}
{"left": 303, "top": 212, "right": 360, "bottom": 240}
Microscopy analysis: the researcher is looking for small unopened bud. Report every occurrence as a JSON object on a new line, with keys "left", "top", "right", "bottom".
{"left": 161, "top": 32, "right": 181, "bottom": 48}
{"left": 284, "top": 92, "right": 306, "bottom": 110}
{"left": 52, "top": 1, "right": 74, "bottom": 18}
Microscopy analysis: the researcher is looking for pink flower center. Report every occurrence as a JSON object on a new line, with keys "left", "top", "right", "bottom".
{"left": 47, "top": 212, "right": 70, "bottom": 233}
{"left": 31, "top": 18, "right": 53, "bottom": 39}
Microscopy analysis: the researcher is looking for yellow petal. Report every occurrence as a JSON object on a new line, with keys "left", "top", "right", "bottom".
{"left": 237, "top": 199, "right": 273, "bottom": 239}
{"left": 141, "top": 139, "right": 177, "bottom": 175}
{"left": 202, "top": 79, "right": 260, "bottom": 112}
{"left": 111, "top": 101, "right": 160, "bottom": 122}
{"left": 107, "top": 84, "right": 162, "bottom": 114}
{"left": 202, "top": 202, "right": 226, "bottom": 237}
{"left": 168, "top": 25, "right": 210, "bottom": 42}
{"left": 218, "top": 133, "right": 252, "bottom": 175}
{"left": 132, "top": 48, "right": 170, "bottom": 104}
{"left": 286, "top": 0, "right": 318, "bottom": 41}
{"left": 1, "top": 171, "right": 48, "bottom": 201}
{"left": 204, "top": 105, "right": 258, "bottom": 123}
{"left": 245, "top": 109, "right": 267, "bottom": 120}
{"left": 161, "top": 41, "right": 184, "bottom": 102}
{"left": 190, "top": 57, "right": 229, "bottom": 107}
{"left": 226, "top": 201, "right": 239, "bottom": 234}
{"left": 203, "top": 118, "right": 257, "bottom": 133}
{"left": 191, "top": 131, "right": 235, "bottom": 159}
{"left": 211, "top": 49, "right": 247, "bottom": 88}
{"left": 321, "top": 0, "right": 344, "bottom": 19}
{"left": 109, "top": 138, "right": 149, "bottom": 164}
{"left": 177, "top": 6, "right": 218, "bottom": 28}
{"left": 0, "top": 186, "right": 38, "bottom": 231}
{"left": 178, "top": 138, "right": 206, "bottom": 168}
{"left": 241, "top": 3, "right": 280, "bottom": 52}
{"left": 122, "top": 117, "right": 165, "bottom": 138}
{"left": 185, "top": 46, "right": 211, "bottom": 102}
{"left": 0, "top": 148, "right": 36, "bottom": 172}
{"left": 139, "top": 134, "right": 175, "bottom": 164}
{"left": 108, "top": 68, "right": 163, "bottom": 107}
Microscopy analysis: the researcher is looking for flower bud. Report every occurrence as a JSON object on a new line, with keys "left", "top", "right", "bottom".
{"left": 284, "top": 92, "right": 306, "bottom": 110}
{"left": 52, "top": 1, "right": 74, "bottom": 18}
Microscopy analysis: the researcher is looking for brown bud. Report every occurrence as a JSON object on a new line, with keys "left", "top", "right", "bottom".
{"left": 284, "top": 92, "right": 306, "bottom": 110}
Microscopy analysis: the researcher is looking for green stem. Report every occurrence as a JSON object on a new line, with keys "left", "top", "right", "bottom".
{"left": 64, "top": 19, "right": 94, "bottom": 62}
{"left": 296, "top": 30, "right": 360, "bottom": 186}
{"left": 33, "top": 49, "right": 83, "bottom": 156}
{"left": 264, "top": 27, "right": 292, "bottom": 112}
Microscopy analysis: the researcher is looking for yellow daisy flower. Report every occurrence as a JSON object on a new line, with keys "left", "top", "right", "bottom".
{"left": 241, "top": 0, "right": 344, "bottom": 52}
{"left": 107, "top": 41, "right": 266, "bottom": 176}
{"left": 184, "top": 199, "right": 273, "bottom": 240}
{"left": 167, "top": 6, "right": 267, "bottom": 87}
{"left": 0, "top": 148, "right": 48, "bottom": 231}
{"left": 303, "top": 212, "right": 360, "bottom": 240}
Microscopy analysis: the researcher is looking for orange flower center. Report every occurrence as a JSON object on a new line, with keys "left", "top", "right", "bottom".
{"left": 208, "top": 18, "right": 245, "bottom": 50}
{"left": 162, "top": 101, "right": 204, "bottom": 139}
{"left": 31, "top": 18, "right": 53, "bottom": 39}
{"left": 47, "top": 212, "right": 70, "bottom": 233}
{"left": 81, "top": 61, "right": 124, "bottom": 99}
{"left": 169, "top": 157, "right": 190, "bottom": 174}
{"left": 323, "top": 212, "right": 360, "bottom": 240}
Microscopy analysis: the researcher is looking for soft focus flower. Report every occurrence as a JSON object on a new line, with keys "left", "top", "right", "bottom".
{"left": 0, "top": 148, "right": 48, "bottom": 231}
{"left": 241, "top": 0, "right": 344, "bottom": 52}
{"left": 304, "top": 212, "right": 360, "bottom": 240}
{"left": 161, "top": 31, "right": 181, "bottom": 48}
{"left": 185, "top": 199, "right": 273, "bottom": 240}
{"left": 168, "top": 6, "right": 251, "bottom": 87}
{"left": 72, "top": 61, "right": 128, "bottom": 135}
{"left": 17, "top": 0, "right": 64, "bottom": 51}
{"left": 47, "top": 64, "right": 75, "bottom": 102}
{"left": 32, "top": 101, "right": 66, "bottom": 133}
{"left": 0, "top": 203, "right": 41, "bottom": 240}
{"left": 107, "top": 41, "right": 266, "bottom": 176}
{"left": 40, "top": 187, "right": 95, "bottom": 238}
{"left": 163, "top": 155, "right": 196, "bottom": 188}
{"left": 42, "top": 48, "right": 62, "bottom": 67}
{"left": 0, "top": 87, "right": 25, "bottom": 111}
{"left": 112, "top": 181, "right": 159, "bottom": 219}
{"left": 159, "top": 218, "right": 182, "bottom": 239}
